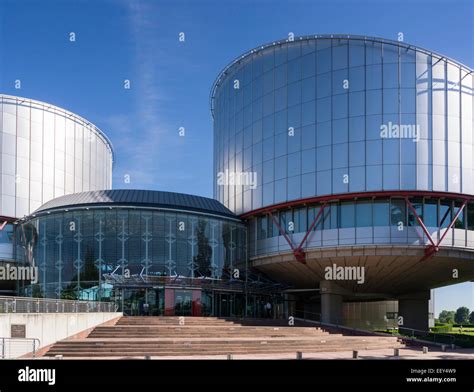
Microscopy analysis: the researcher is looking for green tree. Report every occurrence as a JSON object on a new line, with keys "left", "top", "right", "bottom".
{"left": 469, "top": 311, "right": 474, "bottom": 324}
{"left": 454, "top": 306, "right": 470, "bottom": 325}
{"left": 438, "top": 310, "right": 455, "bottom": 324}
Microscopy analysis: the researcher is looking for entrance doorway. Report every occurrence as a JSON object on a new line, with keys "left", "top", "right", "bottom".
{"left": 174, "top": 290, "right": 193, "bottom": 316}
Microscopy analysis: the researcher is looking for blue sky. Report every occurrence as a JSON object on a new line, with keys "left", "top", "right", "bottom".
{"left": 0, "top": 0, "right": 473, "bottom": 315}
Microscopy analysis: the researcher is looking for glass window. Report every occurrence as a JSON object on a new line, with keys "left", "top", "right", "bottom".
{"left": 349, "top": 141, "right": 365, "bottom": 166}
{"left": 263, "top": 158, "right": 274, "bottom": 183}
{"left": 302, "top": 148, "right": 316, "bottom": 173}
{"left": 332, "top": 143, "right": 348, "bottom": 169}
{"left": 288, "top": 127, "right": 301, "bottom": 153}
{"left": 288, "top": 105, "right": 301, "bottom": 129}
{"left": 401, "top": 62, "right": 416, "bottom": 88}
{"left": 383, "top": 63, "right": 399, "bottom": 88}
{"left": 275, "top": 64, "right": 287, "bottom": 89}
{"left": 302, "top": 53, "right": 316, "bottom": 79}
{"left": 288, "top": 81, "right": 302, "bottom": 105}
{"left": 316, "top": 47, "right": 332, "bottom": 74}
{"left": 367, "top": 165, "right": 382, "bottom": 190}
{"left": 349, "top": 66, "right": 365, "bottom": 92}
{"left": 302, "top": 124, "right": 316, "bottom": 149}
{"left": 288, "top": 152, "right": 301, "bottom": 177}
{"left": 262, "top": 117, "right": 274, "bottom": 141}
{"left": 349, "top": 116, "right": 365, "bottom": 142}
{"left": 332, "top": 43, "right": 348, "bottom": 70}
{"left": 383, "top": 89, "right": 399, "bottom": 114}
{"left": 263, "top": 49, "right": 274, "bottom": 71}
{"left": 332, "top": 94, "right": 347, "bottom": 119}
{"left": 390, "top": 199, "right": 406, "bottom": 226}
{"left": 317, "top": 121, "right": 331, "bottom": 147}
{"left": 407, "top": 198, "right": 423, "bottom": 226}
{"left": 366, "top": 90, "right": 382, "bottom": 115}
{"left": 383, "top": 44, "right": 399, "bottom": 64}
{"left": 424, "top": 201, "right": 438, "bottom": 227}
{"left": 252, "top": 55, "right": 263, "bottom": 79}
{"left": 333, "top": 118, "right": 348, "bottom": 144}
{"left": 302, "top": 101, "right": 316, "bottom": 126}
{"left": 275, "top": 132, "right": 287, "bottom": 157}
{"left": 275, "top": 155, "right": 287, "bottom": 180}
{"left": 274, "top": 45, "right": 287, "bottom": 67}
{"left": 288, "top": 58, "right": 302, "bottom": 83}
{"left": 288, "top": 42, "right": 301, "bottom": 61}
{"left": 317, "top": 73, "right": 331, "bottom": 98}
{"left": 366, "top": 42, "right": 382, "bottom": 65}
{"left": 356, "top": 202, "right": 372, "bottom": 227}
{"left": 275, "top": 87, "right": 287, "bottom": 112}
{"left": 274, "top": 179, "right": 287, "bottom": 203}
{"left": 302, "top": 77, "right": 316, "bottom": 102}
{"left": 349, "top": 41, "right": 365, "bottom": 67}
{"left": 263, "top": 70, "right": 274, "bottom": 94}
{"left": 439, "top": 201, "right": 452, "bottom": 229}
{"left": 340, "top": 202, "right": 355, "bottom": 228}
{"left": 317, "top": 97, "right": 331, "bottom": 123}
{"left": 316, "top": 145, "right": 331, "bottom": 171}
{"left": 468, "top": 203, "right": 474, "bottom": 230}
{"left": 400, "top": 88, "right": 416, "bottom": 113}
{"left": 272, "top": 110, "right": 286, "bottom": 135}
{"left": 374, "top": 200, "right": 389, "bottom": 226}
{"left": 333, "top": 69, "right": 348, "bottom": 95}
{"left": 366, "top": 64, "right": 382, "bottom": 90}
{"left": 349, "top": 91, "right": 365, "bottom": 117}
{"left": 252, "top": 76, "right": 263, "bottom": 100}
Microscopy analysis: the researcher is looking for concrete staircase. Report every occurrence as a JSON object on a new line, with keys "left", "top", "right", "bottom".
{"left": 43, "top": 316, "right": 403, "bottom": 358}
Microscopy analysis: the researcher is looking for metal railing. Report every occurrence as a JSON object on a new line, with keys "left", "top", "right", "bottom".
{"left": 0, "top": 337, "right": 40, "bottom": 359}
{"left": 0, "top": 296, "right": 119, "bottom": 313}
{"left": 398, "top": 326, "right": 456, "bottom": 346}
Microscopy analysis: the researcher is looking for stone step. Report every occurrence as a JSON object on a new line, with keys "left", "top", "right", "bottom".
{"left": 43, "top": 316, "right": 405, "bottom": 358}
{"left": 45, "top": 343, "right": 404, "bottom": 357}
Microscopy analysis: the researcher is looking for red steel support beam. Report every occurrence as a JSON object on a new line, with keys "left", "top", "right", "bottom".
{"left": 267, "top": 203, "right": 326, "bottom": 264}
{"left": 405, "top": 197, "right": 437, "bottom": 248}
{"left": 437, "top": 200, "right": 467, "bottom": 247}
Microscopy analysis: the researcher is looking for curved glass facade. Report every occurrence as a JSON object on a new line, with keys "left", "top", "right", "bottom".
{"left": 212, "top": 36, "right": 474, "bottom": 215}
{"left": 248, "top": 197, "right": 474, "bottom": 257}
{"left": 0, "top": 95, "right": 113, "bottom": 218}
{"left": 16, "top": 206, "right": 247, "bottom": 302}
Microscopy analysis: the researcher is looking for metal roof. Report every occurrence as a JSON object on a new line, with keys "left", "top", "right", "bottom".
{"left": 33, "top": 190, "right": 238, "bottom": 220}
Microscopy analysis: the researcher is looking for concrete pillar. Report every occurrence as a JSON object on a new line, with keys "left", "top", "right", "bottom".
{"left": 398, "top": 291, "right": 430, "bottom": 331}
{"left": 320, "top": 281, "right": 344, "bottom": 325}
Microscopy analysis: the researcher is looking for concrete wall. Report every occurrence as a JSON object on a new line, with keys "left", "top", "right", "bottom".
{"left": 0, "top": 312, "right": 122, "bottom": 358}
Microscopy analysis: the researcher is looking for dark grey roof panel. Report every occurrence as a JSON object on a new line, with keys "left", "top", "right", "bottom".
{"left": 34, "top": 190, "right": 238, "bottom": 219}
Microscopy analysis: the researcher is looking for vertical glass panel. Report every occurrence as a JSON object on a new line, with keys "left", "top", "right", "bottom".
{"left": 356, "top": 202, "right": 372, "bottom": 227}
{"left": 407, "top": 198, "right": 423, "bottom": 226}
{"left": 340, "top": 202, "right": 355, "bottom": 228}
{"left": 316, "top": 73, "right": 331, "bottom": 98}
{"left": 439, "top": 201, "right": 452, "bottom": 229}
{"left": 373, "top": 200, "right": 389, "bottom": 226}
{"left": 390, "top": 199, "right": 406, "bottom": 226}
{"left": 349, "top": 41, "right": 365, "bottom": 67}
{"left": 424, "top": 200, "right": 438, "bottom": 227}
{"left": 332, "top": 42, "right": 348, "bottom": 70}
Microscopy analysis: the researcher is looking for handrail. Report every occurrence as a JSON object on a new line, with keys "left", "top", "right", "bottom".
{"left": 0, "top": 296, "right": 118, "bottom": 313}
{"left": 0, "top": 337, "right": 40, "bottom": 359}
